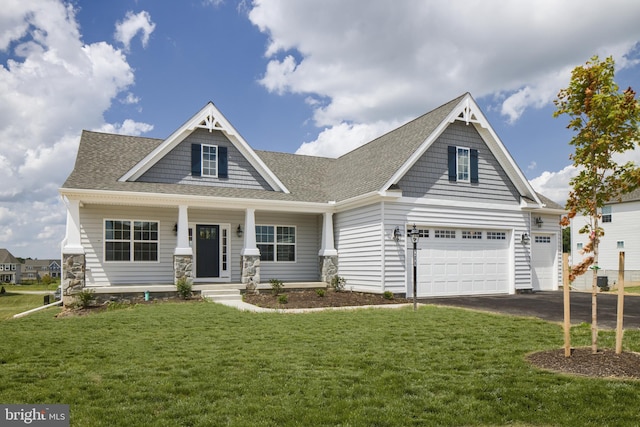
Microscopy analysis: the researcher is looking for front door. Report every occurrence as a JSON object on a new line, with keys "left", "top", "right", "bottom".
{"left": 196, "top": 225, "right": 220, "bottom": 278}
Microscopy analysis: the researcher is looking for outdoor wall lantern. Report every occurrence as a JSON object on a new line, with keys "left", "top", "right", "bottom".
{"left": 534, "top": 217, "right": 544, "bottom": 228}
{"left": 236, "top": 224, "right": 243, "bottom": 238}
{"left": 410, "top": 224, "right": 420, "bottom": 311}
{"left": 393, "top": 226, "right": 402, "bottom": 241}
{"left": 521, "top": 232, "right": 530, "bottom": 244}
{"left": 173, "top": 223, "right": 178, "bottom": 236}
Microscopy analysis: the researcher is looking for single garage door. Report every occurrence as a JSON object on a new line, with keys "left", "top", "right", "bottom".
{"left": 414, "top": 228, "right": 510, "bottom": 297}
{"left": 531, "top": 233, "right": 556, "bottom": 291}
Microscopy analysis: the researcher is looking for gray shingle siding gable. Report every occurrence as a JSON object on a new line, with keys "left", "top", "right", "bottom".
{"left": 397, "top": 121, "right": 520, "bottom": 204}
{"left": 138, "top": 129, "right": 272, "bottom": 190}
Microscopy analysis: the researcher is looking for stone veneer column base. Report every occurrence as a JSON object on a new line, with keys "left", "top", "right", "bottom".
{"left": 241, "top": 255, "right": 261, "bottom": 293}
{"left": 62, "top": 253, "right": 86, "bottom": 305}
{"left": 320, "top": 255, "right": 338, "bottom": 284}
{"left": 174, "top": 255, "right": 193, "bottom": 284}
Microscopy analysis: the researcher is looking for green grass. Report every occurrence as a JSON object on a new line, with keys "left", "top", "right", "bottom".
{"left": 3, "top": 282, "right": 59, "bottom": 292}
{"left": 1, "top": 303, "right": 640, "bottom": 426}
{"left": 0, "top": 293, "right": 48, "bottom": 320}
{"left": 626, "top": 286, "right": 640, "bottom": 294}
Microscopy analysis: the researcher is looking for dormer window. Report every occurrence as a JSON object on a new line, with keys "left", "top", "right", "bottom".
{"left": 191, "top": 143, "right": 228, "bottom": 178}
{"left": 202, "top": 144, "right": 218, "bottom": 177}
{"left": 457, "top": 147, "right": 470, "bottom": 182}
{"left": 448, "top": 146, "right": 478, "bottom": 183}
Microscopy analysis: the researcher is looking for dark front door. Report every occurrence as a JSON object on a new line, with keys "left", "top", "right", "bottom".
{"left": 196, "top": 225, "right": 220, "bottom": 278}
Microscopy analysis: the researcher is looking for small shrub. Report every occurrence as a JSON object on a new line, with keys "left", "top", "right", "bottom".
{"left": 278, "top": 294, "right": 288, "bottom": 304}
{"left": 330, "top": 276, "right": 346, "bottom": 292}
{"left": 0, "top": 286, "right": 5, "bottom": 295}
{"left": 41, "top": 274, "right": 53, "bottom": 286}
{"left": 176, "top": 277, "right": 192, "bottom": 299}
{"left": 315, "top": 288, "right": 325, "bottom": 297}
{"left": 383, "top": 291, "right": 394, "bottom": 300}
{"left": 270, "top": 278, "right": 284, "bottom": 296}
{"left": 75, "top": 289, "right": 95, "bottom": 308}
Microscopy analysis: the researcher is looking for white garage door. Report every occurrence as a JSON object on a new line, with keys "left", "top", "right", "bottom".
{"left": 531, "top": 234, "right": 556, "bottom": 291}
{"left": 413, "top": 228, "right": 510, "bottom": 297}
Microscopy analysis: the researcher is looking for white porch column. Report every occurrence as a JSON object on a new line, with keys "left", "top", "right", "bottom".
{"left": 319, "top": 212, "right": 338, "bottom": 256}
{"left": 62, "top": 198, "right": 84, "bottom": 254}
{"left": 174, "top": 205, "right": 192, "bottom": 256}
{"left": 241, "top": 208, "right": 260, "bottom": 256}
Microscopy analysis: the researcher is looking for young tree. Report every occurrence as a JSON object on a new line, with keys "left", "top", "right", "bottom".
{"left": 555, "top": 55, "right": 640, "bottom": 354}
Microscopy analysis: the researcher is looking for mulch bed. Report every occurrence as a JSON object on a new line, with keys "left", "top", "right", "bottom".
{"left": 244, "top": 289, "right": 409, "bottom": 309}
{"left": 527, "top": 348, "right": 640, "bottom": 380}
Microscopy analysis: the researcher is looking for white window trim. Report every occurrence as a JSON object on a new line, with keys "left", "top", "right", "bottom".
{"left": 256, "top": 224, "right": 297, "bottom": 263}
{"left": 456, "top": 146, "right": 470, "bottom": 183}
{"left": 201, "top": 144, "right": 218, "bottom": 178}
{"left": 104, "top": 219, "right": 160, "bottom": 263}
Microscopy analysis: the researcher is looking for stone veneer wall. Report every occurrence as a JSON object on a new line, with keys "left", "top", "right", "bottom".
{"left": 174, "top": 255, "right": 193, "bottom": 284}
{"left": 241, "top": 255, "right": 260, "bottom": 292}
{"left": 320, "top": 255, "right": 338, "bottom": 284}
{"left": 62, "top": 253, "right": 85, "bottom": 304}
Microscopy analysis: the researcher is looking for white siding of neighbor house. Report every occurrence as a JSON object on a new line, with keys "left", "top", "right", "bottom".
{"left": 255, "top": 211, "right": 320, "bottom": 283}
{"left": 138, "top": 128, "right": 272, "bottom": 190}
{"left": 381, "top": 200, "right": 532, "bottom": 295}
{"left": 571, "top": 200, "right": 640, "bottom": 289}
{"left": 334, "top": 204, "right": 383, "bottom": 293}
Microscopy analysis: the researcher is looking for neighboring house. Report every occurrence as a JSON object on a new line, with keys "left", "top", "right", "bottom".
{"left": 571, "top": 188, "right": 640, "bottom": 289}
{"left": 60, "top": 93, "right": 564, "bottom": 297}
{"left": 21, "top": 259, "right": 61, "bottom": 281}
{"left": 0, "top": 249, "right": 21, "bottom": 284}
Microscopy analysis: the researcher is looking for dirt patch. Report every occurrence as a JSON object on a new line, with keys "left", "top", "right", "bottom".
{"left": 527, "top": 348, "right": 640, "bottom": 380}
{"left": 244, "top": 289, "right": 409, "bottom": 309}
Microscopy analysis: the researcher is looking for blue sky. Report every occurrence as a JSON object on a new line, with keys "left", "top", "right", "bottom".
{"left": 1, "top": 0, "right": 640, "bottom": 258}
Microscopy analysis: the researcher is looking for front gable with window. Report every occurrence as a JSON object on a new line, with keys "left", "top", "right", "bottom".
{"left": 397, "top": 121, "right": 520, "bottom": 203}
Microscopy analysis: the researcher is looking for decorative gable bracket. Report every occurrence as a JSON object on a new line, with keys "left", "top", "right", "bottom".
{"left": 195, "top": 113, "right": 229, "bottom": 134}
{"left": 453, "top": 97, "right": 483, "bottom": 126}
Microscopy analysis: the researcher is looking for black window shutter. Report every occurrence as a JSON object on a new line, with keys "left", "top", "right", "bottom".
{"left": 191, "top": 144, "right": 201, "bottom": 177}
{"left": 218, "top": 146, "right": 228, "bottom": 178}
{"left": 447, "top": 146, "right": 457, "bottom": 182}
{"left": 470, "top": 149, "right": 479, "bottom": 183}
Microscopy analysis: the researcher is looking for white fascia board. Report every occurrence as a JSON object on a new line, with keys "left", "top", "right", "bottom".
{"left": 118, "top": 102, "right": 290, "bottom": 194}
{"left": 58, "top": 188, "right": 329, "bottom": 213}
{"left": 399, "top": 196, "right": 527, "bottom": 212}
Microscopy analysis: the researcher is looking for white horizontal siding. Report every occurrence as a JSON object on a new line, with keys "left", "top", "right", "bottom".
{"left": 81, "top": 205, "right": 176, "bottom": 286}
{"left": 382, "top": 201, "right": 531, "bottom": 295}
{"left": 255, "top": 212, "right": 320, "bottom": 283}
{"left": 335, "top": 204, "right": 382, "bottom": 292}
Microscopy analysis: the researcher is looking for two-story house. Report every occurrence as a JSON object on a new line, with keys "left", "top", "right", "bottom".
{"left": 0, "top": 249, "right": 22, "bottom": 284}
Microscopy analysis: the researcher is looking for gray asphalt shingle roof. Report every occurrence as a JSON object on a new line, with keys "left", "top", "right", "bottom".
{"left": 63, "top": 94, "right": 552, "bottom": 208}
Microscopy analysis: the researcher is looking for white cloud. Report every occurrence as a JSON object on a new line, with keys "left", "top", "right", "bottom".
{"left": 121, "top": 92, "right": 141, "bottom": 105}
{"left": 529, "top": 165, "right": 577, "bottom": 206}
{"left": 249, "top": 0, "right": 640, "bottom": 156}
{"left": 114, "top": 11, "right": 155, "bottom": 51}
{"left": 96, "top": 119, "right": 154, "bottom": 136}
{"left": 296, "top": 119, "right": 403, "bottom": 158}
{"left": 0, "top": 1, "right": 153, "bottom": 258}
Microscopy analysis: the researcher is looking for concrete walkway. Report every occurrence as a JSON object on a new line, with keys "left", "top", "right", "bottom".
{"left": 215, "top": 299, "right": 414, "bottom": 313}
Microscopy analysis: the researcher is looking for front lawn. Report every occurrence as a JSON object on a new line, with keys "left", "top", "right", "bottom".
{"left": 1, "top": 302, "right": 639, "bottom": 426}
{"left": 0, "top": 293, "right": 48, "bottom": 320}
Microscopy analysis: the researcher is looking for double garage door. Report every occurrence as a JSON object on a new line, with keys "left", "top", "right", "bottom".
{"left": 413, "top": 228, "right": 510, "bottom": 297}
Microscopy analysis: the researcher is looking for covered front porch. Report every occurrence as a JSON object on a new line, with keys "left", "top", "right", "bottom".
{"left": 61, "top": 195, "right": 339, "bottom": 295}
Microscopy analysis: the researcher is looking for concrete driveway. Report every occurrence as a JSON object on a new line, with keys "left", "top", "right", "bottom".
{"left": 421, "top": 291, "right": 640, "bottom": 329}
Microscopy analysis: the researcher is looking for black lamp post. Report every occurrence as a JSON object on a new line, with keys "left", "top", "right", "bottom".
{"left": 410, "top": 224, "right": 420, "bottom": 311}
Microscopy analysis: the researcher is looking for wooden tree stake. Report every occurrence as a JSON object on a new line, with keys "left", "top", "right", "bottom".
{"left": 616, "top": 251, "right": 625, "bottom": 354}
{"left": 563, "top": 253, "right": 571, "bottom": 357}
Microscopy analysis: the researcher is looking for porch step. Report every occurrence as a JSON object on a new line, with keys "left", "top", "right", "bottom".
{"left": 201, "top": 288, "right": 242, "bottom": 303}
